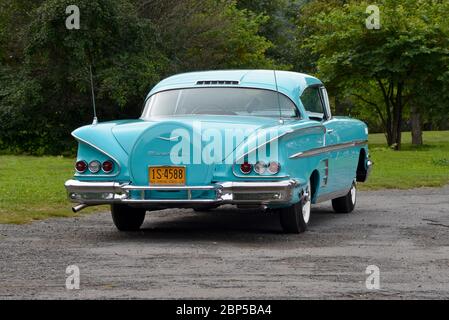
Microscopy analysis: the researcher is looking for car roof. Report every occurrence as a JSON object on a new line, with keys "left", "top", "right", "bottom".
{"left": 147, "top": 70, "right": 323, "bottom": 106}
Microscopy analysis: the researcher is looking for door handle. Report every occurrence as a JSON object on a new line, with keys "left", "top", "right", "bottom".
{"left": 326, "top": 129, "right": 334, "bottom": 134}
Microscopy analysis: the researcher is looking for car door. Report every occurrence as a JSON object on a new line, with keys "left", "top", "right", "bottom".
{"left": 300, "top": 85, "right": 341, "bottom": 194}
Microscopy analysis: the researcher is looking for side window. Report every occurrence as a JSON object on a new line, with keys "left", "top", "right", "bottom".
{"left": 300, "top": 86, "right": 325, "bottom": 120}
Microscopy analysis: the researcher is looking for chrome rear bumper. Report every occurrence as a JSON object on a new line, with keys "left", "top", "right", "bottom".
{"left": 65, "top": 179, "right": 299, "bottom": 207}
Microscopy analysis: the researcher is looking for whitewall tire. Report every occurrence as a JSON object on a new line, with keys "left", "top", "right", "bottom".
{"left": 280, "top": 182, "right": 311, "bottom": 234}
{"left": 332, "top": 181, "right": 357, "bottom": 214}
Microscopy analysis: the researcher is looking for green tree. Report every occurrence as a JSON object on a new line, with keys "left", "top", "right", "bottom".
{"left": 236, "top": 0, "right": 307, "bottom": 67}
{"left": 1, "top": 0, "right": 277, "bottom": 154}
{"left": 136, "top": 0, "right": 276, "bottom": 72}
{"left": 298, "top": 0, "right": 449, "bottom": 149}
{"left": 0, "top": 0, "right": 167, "bottom": 154}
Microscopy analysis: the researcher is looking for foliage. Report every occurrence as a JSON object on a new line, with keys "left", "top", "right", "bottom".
{"left": 0, "top": 0, "right": 274, "bottom": 154}
{"left": 297, "top": 0, "right": 449, "bottom": 149}
{"left": 236, "top": 0, "right": 307, "bottom": 67}
{"left": 1, "top": 0, "right": 449, "bottom": 154}
{"left": 135, "top": 0, "right": 277, "bottom": 71}
{"left": 1, "top": 0, "right": 166, "bottom": 154}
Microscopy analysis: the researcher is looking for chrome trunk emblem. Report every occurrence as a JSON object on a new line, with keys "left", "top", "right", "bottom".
{"left": 157, "top": 136, "right": 180, "bottom": 142}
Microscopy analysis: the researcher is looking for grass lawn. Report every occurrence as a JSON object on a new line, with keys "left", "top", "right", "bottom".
{"left": 0, "top": 131, "right": 448, "bottom": 224}
{"left": 0, "top": 156, "right": 106, "bottom": 224}
{"left": 363, "top": 131, "right": 449, "bottom": 190}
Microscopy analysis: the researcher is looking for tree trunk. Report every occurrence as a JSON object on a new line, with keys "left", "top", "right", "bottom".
{"left": 410, "top": 104, "right": 423, "bottom": 145}
{"left": 391, "top": 82, "right": 404, "bottom": 150}
{"left": 376, "top": 78, "right": 405, "bottom": 150}
{"left": 391, "top": 106, "right": 401, "bottom": 150}
{"left": 392, "top": 105, "right": 403, "bottom": 150}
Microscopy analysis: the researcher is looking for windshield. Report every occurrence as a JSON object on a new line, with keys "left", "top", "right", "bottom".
{"left": 141, "top": 88, "right": 299, "bottom": 119}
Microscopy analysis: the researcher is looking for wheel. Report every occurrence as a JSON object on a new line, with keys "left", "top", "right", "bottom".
{"left": 111, "top": 204, "right": 146, "bottom": 231}
{"left": 332, "top": 181, "right": 357, "bottom": 213}
{"left": 279, "top": 183, "right": 311, "bottom": 234}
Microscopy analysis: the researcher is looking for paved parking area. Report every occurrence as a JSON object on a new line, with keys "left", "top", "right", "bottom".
{"left": 0, "top": 186, "right": 448, "bottom": 299}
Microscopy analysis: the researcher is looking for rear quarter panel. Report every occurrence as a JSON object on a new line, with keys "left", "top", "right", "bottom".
{"left": 72, "top": 122, "right": 131, "bottom": 182}
{"left": 280, "top": 122, "right": 327, "bottom": 185}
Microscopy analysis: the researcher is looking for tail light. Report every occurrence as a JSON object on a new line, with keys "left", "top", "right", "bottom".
{"left": 75, "top": 160, "right": 87, "bottom": 173}
{"left": 88, "top": 160, "right": 101, "bottom": 173}
{"left": 267, "top": 161, "right": 280, "bottom": 174}
{"left": 102, "top": 160, "right": 114, "bottom": 173}
{"left": 240, "top": 162, "right": 252, "bottom": 174}
{"left": 254, "top": 161, "right": 267, "bottom": 174}
{"left": 238, "top": 161, "right": 280, "bottom": 175}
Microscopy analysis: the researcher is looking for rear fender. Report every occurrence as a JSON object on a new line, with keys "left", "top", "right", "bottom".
{"left": 72, "top": 123, "right": 130, "bottom": 181}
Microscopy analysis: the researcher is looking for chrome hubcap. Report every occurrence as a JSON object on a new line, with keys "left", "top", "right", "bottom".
{"left": 302, "top": 184, "right": 311, "bottom": 224}
{"left": 351, "top": 185, "right": 356, "bottom": 204}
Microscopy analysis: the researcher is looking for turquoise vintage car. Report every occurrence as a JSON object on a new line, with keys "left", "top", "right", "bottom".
{"left": 65, "top": 70, "right": 372, "bottom": 233}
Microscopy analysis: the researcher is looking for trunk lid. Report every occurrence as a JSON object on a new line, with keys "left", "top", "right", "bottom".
{"left": 112, "top": 116, "right": 278, "bottom": 185}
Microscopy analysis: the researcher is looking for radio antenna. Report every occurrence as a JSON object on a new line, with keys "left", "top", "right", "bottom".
{"left": 273, "top": 70, "right": 283, "bottom": 123}
{"left": 89, "top": 63, "right": 98, "bottom": 125}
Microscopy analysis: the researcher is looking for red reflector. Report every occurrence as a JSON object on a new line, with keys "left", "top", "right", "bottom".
{"left": 102, "top": 160, "right": 114, "bottom": 173}
{"left": 240, "top": 162, "right": 252, "bottom": 174}
{"left": 75, "top": 161, "right": 87, "bottom": 173}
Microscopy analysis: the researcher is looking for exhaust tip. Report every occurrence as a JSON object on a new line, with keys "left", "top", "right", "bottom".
{"left": 72, "top": 204, "right": 88, "bottom": 213}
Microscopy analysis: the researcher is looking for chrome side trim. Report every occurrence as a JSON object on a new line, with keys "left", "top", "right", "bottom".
{"left": 72, "top": 133, "right": 122, "bottom": 178}
{"left": 289, "top": 140, "right": 368, "bottom": 159}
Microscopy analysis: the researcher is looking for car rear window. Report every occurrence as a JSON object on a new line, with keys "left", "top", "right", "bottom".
{"left": 141, "top": 88, "right": 299, "bottom": 119}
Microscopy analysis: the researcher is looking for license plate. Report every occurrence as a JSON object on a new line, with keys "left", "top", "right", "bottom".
{"left": 149, "top": 166, "right": 186, "bottom": 185}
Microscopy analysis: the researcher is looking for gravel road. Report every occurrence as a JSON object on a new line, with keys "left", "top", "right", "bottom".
{"left": 0, "top": 186, "right": 448, "bottom": 299}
